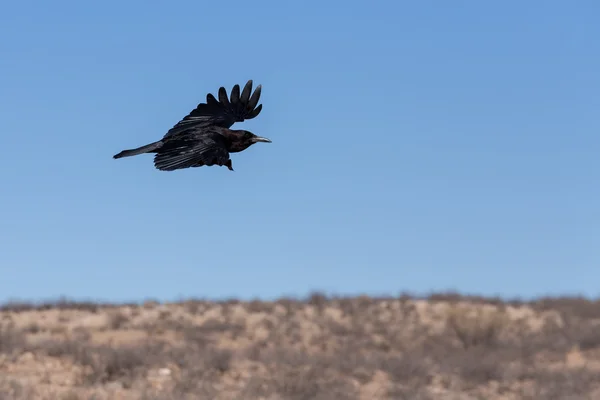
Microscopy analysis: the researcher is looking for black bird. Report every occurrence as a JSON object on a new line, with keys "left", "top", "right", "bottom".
{"left": 113, "top": 80, "right": 271, "bottom": 172}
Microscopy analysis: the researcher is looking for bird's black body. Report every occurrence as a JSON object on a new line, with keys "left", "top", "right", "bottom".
{"left": 113, "top": 80, "right": 271, "bottom": 172}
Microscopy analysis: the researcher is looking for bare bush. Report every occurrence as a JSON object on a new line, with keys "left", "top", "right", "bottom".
{"left": 445, "top": 305, "right": 508, "bottom": 349}
{"left": 0, "top": 323, "right": 25, "bottom": 355}
{"left": 2, "top": 292, "right": 600, "bottom": 399}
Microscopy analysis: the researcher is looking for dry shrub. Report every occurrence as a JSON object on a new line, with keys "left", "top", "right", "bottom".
{"left": 533, "top": 296, "right": 600, "bottom": 320}
{"left": 177, "top": 318, "right": 246, "bottom": 345}
{"left": 4, "top": 292, "right": 600, "bottom": 399}
{"left": 36, "top": 337, "right": 163, "bottom": 388}
{"left": 0, "top": 323, "right": 25, "bottom": 355}
{"left": 245, "top": 299, "right": 275, "bottom": 314}
{"left": 106, "top": 310, "right": 130, "bottom": 330}
{"left": 307, "top": 291, "right": 330, "bottom": 312}
{"left": 23, "top": 322, "right": 42, "bottom": 334}
{"left": 387, "top": 384, "right": 434, "bottom": 400}
{"left": 168, "top": 346, "right": 234, "bottom": 397}
{"left": 0, "top": 378, "right": 35, "bottom": 400}
{"left": 445, "top": 305, "right": 508, "bottom": 349}
{"left": 181, "top": 299, "right": 209, "bottom": 315}
{"left": 555, "top": 315, "right": 600, "bottom": 351}
{"left": 520, "top": 367, "right": 600, "bottom": 399}
{"left": 427, "top": 291, "right": 509, "bottom": 307}
{"left": 58, "top": 391, "right": 84, "bottom": 400}
{"left": 199, "top": 317, "right": 244, "bottom": 334}
{"left": 380, "top": 351, "right": 431, "bottom": 386}
{"left": 142, "top": 300, "right": 161, "bottom": 309}
{"left": 444, "top": 345, "right": 512, "bottom": 386}
{"left": 0, "top": 298, "right": 113, "bottom": 313}
{"left": 270, "top": 364, "right": 359, "bottom": 400}
{"left": 275, "top": 297, "right": 302, "bottom": 315}
{"left": 38, "top": 337, "right": 89, "bottom": 359}
{"left": 78, "top": 344, "right": 150, "bottom": 387}
{"left": 519, "top": 315, "right": 600, "bottom": 357}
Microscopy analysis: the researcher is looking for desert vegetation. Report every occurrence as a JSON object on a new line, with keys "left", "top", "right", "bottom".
{"left": 1, "top": 292, "right": 600, "bottom": 399}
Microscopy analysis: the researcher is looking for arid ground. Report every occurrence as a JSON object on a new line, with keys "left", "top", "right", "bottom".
{"left": 1, "top": 292, "right": 600, "bottom": 399}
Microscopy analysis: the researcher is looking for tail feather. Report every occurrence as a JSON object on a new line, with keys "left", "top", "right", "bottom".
{"left": 113, "top": 141, "right": 163, "bottom": 159}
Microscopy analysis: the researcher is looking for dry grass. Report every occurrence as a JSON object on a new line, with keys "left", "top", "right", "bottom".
{"left": 0, "top": 292, "right": 600, "bottom": 399}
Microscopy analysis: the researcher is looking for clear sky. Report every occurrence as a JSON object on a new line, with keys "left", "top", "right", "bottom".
{"left": 1, "top": 1, "right": 598, "bottom": 303}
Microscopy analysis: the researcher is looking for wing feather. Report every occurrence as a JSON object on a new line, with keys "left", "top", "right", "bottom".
{"left": 230, "top": 84, "right": 240, "bottom": 105}
{"left": 206, "top": 93, "right": 219, "bottom": 106}
{"left": 240, "top": 80, "right": 252, "bottom": 104}
{"left": 247, "top": 84, "right": 261, "bottom": 111}
{"left": 164, "top": 80, "right": 263, "bottom": 138}
{"left": 249, "top": 104, "right": 262, "bottom": 119}
{"left": 218, "top": 87, "right": 230, "bottom": 107}
{"left": 153, "top": 132, "right": 230, "bottom": 172}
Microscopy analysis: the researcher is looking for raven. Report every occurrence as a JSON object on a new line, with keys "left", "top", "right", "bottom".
{"left": 113, "top": 80, "right": 271, "bottom": 172}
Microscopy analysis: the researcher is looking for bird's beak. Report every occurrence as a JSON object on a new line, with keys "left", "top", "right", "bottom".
{"left": 252, "top": 136, "right": 272, "bottom": 143}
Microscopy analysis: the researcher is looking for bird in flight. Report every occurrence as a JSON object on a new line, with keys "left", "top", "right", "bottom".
{"left": 113, "top": 80, "right": 271, "bottom": 172}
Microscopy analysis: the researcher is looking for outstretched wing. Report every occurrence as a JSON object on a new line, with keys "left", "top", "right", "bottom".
{"left": 164, "top": 80, "right": 263, "bottom": 138}
{"left": 154, "top": 131, "right": 230, "bottom": 171}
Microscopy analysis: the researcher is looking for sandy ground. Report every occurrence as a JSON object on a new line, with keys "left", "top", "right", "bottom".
{"left": 1, "top": 293, "right": 600, "bottom": 399}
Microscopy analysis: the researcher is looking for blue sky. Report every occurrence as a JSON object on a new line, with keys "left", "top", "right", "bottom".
{"left": 1, "top": 0, "right": 598, "bottom": 303}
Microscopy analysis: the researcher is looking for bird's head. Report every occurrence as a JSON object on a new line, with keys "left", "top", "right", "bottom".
{"left": 239, "top": 130, "right": 271, "bottom": 149}
{"left": 227, "top": 129, "right": 272, "bottom": 153}
{"left": 242, "top": 130, "right": 272, "bottom": 145}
